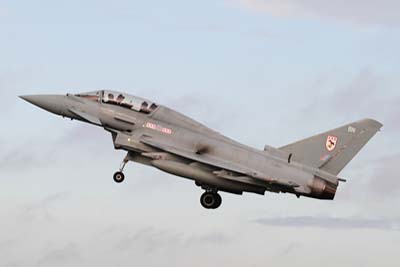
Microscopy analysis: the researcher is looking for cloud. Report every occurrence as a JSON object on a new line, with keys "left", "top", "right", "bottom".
{"left": 254, "top": 216, "right": 400, "bottom": 231}
{"left": 18, "top": 192, "right": 70, "bottom": 223}
{"left": 367, "top": 153, "right": 400, "bottom": 198}
{"left": 278, "top": 242, "right": 302, "bottom": 257}
{"left": 0, "top": 124, "right": 110, "bottom": 171}
{"left": 0, "top": 238, "right": 20, "bottom": 253}
{"left": 329, "top": 69, "right": 379, "bottom": 112}
{"left": 232, "top": 0, "right": 400, "bottom": 27}
{"left": 112, "top": 227, "right": 180, "bottom": 254}
{"left": 111, "top": 226, "right": 232, "bottom": 254}
{"left": 185, "top": 232, "right": 231, "bottom": 246}
{"left": 36, "top": 243, "right": 83, "bottom": 267}
{"left": 297, "top": 69, "right": 397, "bottom": 135}
{"left": 0, "top": 144, "right": 54, "bottom": 171}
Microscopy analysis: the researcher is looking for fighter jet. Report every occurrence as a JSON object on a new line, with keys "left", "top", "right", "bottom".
{"left": 20, "top": 91, "right": 383, "bottom": 209}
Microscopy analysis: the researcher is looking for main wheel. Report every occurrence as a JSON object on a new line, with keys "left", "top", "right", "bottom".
{"left": 113, "top": 171, "right": 125, "bottom": 183}
{"left": 200, "top": 192, "right": 222, "bottom": 209}
{"left": 214, "top": 193, "right": 222, "bottom": 209}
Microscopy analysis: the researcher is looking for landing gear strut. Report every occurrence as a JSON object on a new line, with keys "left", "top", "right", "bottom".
{"left": 200, "top": 191, "right": 222, "bottom": 209}
{"left": 113, "top": 154, "right": 130, "bottom": 183}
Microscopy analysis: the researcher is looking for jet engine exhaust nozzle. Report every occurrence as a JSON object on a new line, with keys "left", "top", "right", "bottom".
{"left": 309, "top": 176, "right": 337, "bottom": 200}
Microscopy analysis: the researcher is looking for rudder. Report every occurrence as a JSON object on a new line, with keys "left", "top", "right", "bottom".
{"left": 280, "top": 119, "right": 383, "bottom": 175}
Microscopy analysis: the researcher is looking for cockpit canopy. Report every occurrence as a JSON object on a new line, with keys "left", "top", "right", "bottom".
{"left": 75, "top": 90, "right": 158, "bottom": 114}
{"left": 75, "top": 91, "right": 102, "bottom": 102}
{"left": 103, "top": 90, "right": 158, "bottom": 114}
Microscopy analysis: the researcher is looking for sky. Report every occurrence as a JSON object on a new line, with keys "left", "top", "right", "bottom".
{"left": 0, "top": 0, "right": 399, "bottom": 266}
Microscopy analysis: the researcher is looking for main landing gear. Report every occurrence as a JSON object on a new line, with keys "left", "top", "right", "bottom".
{"left": 200, "top": 191, "right": 222, "bottom": 209}
{"left": 113, "top": 154, "right": 130, "bottom": 183}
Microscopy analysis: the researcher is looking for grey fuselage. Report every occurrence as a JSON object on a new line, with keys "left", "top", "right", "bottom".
{"left": 21, "top": 92, "right": 341, "bottom": 200}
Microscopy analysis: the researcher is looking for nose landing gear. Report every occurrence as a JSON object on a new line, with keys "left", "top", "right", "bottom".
{"left": 113, "top": 154, "right": 130, "bottom": 183}
{"left": 113, "top": 171, "right": 125, "bottom": 183}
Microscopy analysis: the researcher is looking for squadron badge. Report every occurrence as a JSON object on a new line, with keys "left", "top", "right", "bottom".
{"left": 326, "top": 135, "right": 338, "bottom": 152}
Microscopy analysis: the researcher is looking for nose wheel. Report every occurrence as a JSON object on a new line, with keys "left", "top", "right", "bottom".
{"left": 113, "top": 153, "right": 130, "bottom": 183}
{"left": 200, "top": 192, "right": 222, "bottom": 209}
{"left": 113, "top": 171, "right": 125, "bottom": 183}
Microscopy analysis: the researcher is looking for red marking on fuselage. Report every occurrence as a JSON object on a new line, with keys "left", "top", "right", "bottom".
{"left": 146, "top": 122, "right": 172, "bottom": 135}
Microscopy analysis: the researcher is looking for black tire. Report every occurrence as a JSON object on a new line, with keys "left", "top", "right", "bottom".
{"left": 213, "top": 193, "right": 222, "bottom": 209}
{"left": 113, "top": 172, "right": 125, "bottom": 183}
{"left": 200, "top": 192, "right": 222, "bottom": 209}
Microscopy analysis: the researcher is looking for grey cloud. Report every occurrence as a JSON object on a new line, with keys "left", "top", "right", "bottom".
{"left": 0, "top": 238, "right": 20, "bottom": 253}
{"left": 113, "top": 227, "right": 180, "bottom": 254}
{"left": 35, "top": 192, "right": 70, "bottom": 208}
{"left": 254, "top": 216, "right": 400, "bottom": 231}
{"left": 0, "top": 144, "right": 55, "bottom": 171}
{"left": 303, "top": 69, "right": 377, "bottom": 112}
{"left": 327, "top": 69, "right": 400, "bottom": 127}
{"left": 232, "top": 0, "right": 400, "bottom": 27}
{"left": 383, "top": 99, "right": 400, "bottom": 130}
{"left": 109, "top": 226, "right": 232, "bottom": 254}
{"left": 299, "top": 69, "right": 397, "bottom": 134}
{"left": 184, "top": 232, "right": 231, "bottom": 246}
{"left": 330, "top": 69, "right": 379, "bottom": 112}
{"left": 36, "top": 243, "right": 83, "bottom": 267}
{"left": 0, "top": 125, "right": 110, "bottom": 171}
{"left": 367, "top": 153, "right": 400, "bottom": 197}
{"left": 19, "top": 192, "right": 70, "bottom": 223}
{"left": 55, "top": 124, "right": 112, "bottom": 157}
{"left": 278, "top": 242, "right": 302, "bottom": 257}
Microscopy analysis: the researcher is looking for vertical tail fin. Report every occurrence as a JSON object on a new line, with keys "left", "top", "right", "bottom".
{"left": 280, "top": 119, "right": 383, "bottom": 175}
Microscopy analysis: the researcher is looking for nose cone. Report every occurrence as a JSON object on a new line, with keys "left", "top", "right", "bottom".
{"left": 20, "top": 95, "right": 67, "bottom": 116}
